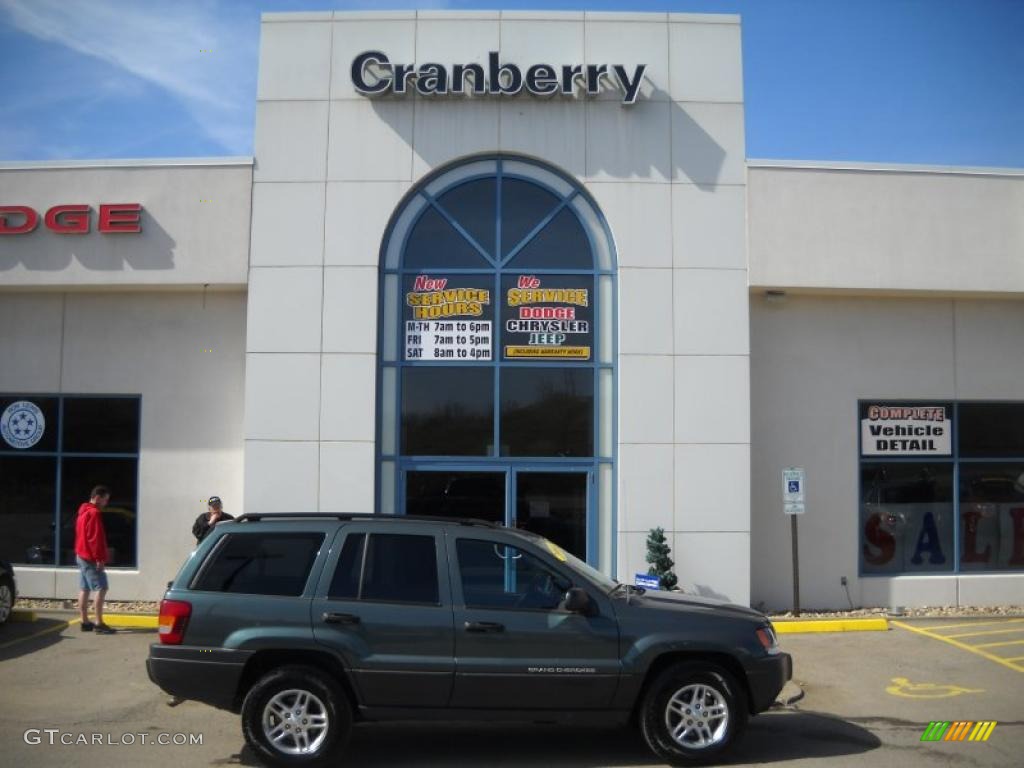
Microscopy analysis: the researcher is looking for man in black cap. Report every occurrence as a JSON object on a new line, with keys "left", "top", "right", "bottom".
{"left": 192, "top": 496, "right": 234, "bottom": 544}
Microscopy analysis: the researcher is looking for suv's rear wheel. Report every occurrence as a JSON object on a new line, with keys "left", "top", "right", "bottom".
{"left": 241, "top": 665, "right": 351, "bottom": 767}
{"left": 639, "top": 661, "right": 747, "bottom": 765}
{"left": 0, "top": 576, "right": 13, "bottom": 624}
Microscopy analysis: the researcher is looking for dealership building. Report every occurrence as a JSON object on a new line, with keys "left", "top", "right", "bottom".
{"left": 2, "top": 10, "right": 1022, "bottom": 610}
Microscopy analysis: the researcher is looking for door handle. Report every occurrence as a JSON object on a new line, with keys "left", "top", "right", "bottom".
{"left": 465, "top": 621, "right": 504, "bottom": 633}
{"left": 322, "top": 612, "right": 361, "bottom": 625}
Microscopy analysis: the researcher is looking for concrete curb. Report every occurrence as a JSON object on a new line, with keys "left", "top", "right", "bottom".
{"left": 772, "top": 618, "right": 889, "bottom": 633}
{"left": 10, "top": 609, "right": 158, "bottom": 628}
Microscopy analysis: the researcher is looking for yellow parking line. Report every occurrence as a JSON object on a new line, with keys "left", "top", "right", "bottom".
{"left": 974, "top": 640, "right": 1024, "bottom": 649}
{"left": 924, "top": 618, "right": 1024, "bottom": 631}
{"left": 0, "top": 618, "right": 79, "bottom": 651}
{"left": 892, "top": 621, "right": 1024, "bottom": 673}
{"left": 945, "top": 627, "right": 1024, "bottom": 639}
{"left": 1006, "top": 656, "right": 1024, "bottom": 663}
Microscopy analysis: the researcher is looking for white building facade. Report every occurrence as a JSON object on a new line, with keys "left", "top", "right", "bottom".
{"left": 1, "top": 11, "right": 1021, "bottom": 609}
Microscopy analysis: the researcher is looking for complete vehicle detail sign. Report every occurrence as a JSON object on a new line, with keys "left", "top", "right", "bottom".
{"left": 404, "top": 275, "right": 492, "bottom": 361}
{"left": 502, "top": 275, "right": 592, "bottom": 360}
{"left": 352, "top": 51, "right": 647, "bottom": 105}
{"left": 860, "top": 404, "right": 952, "bottom": 456}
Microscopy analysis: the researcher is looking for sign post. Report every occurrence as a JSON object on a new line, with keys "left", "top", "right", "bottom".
{"left": 782, "top": 467, "right": 806, "bottom": 616}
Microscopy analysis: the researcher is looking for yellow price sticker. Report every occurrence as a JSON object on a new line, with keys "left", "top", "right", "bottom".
{"left": 544, "top": 540, "right": 567, "bottom": 562}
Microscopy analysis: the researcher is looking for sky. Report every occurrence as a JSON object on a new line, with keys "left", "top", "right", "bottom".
{"left": 0, "top": 0, "right": 1021, "bottom": 167}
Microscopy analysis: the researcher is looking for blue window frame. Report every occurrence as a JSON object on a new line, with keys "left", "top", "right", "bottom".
{"left": 859, "top": 400, "right": 1024, "bottom": 575}
{"left": 0, "top": 394, "right": 141, "bottom": 568}
{"left": 376, "top": 156, "right": 617, "bottom": 572}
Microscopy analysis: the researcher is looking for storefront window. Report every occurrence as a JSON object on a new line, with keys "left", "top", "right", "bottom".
{"left": 507, "top": 208, "right": 593, "bottom": 269}
{"left": 401, "top": 368, "right": 493, "bottom": 456}
{"left": 860, "top": 463, "right": 954, "bottom": 574}
{"left": 61, "top": 397, "right": 140, "bottom": 454}
{"left": 403, "top": 207, "right": 486, "bottom": 269}
{"left": 405, "top": 471, "right": 505, "bottom": 523}
{"left": 0, "top": 396, "right": 59, "bottom": 452}
{"left": 958, "top": 403, "right": 1024, "bottom": 459}
{"left": 0, "top": 456, "right": 57, "bottom": 565}
{"left": 377, "top": 156, "right": 616, "bottom": 567}
{"left": 500, "top": 368, "right": 593, "bottom": 457}
{"left": 59, "top": 456, "right": 139, "bottom": 567}
{"left": 438, "top": 177, "right": 496, "bottom": 254}
{"left": 499, "top": 179, "right": 561, "bottom": 257}
{"left": 0, "top": 395, "right": 140, "bottom": 567}
{"left": 859, "top": 401, "right": 1024, "bottom": 574}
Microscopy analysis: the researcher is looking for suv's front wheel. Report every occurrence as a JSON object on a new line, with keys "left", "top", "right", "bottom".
{"left": 241, "top": 665, "right": 351, "bottom": 767}
{"left": 639, "top": 661, "right": 747, "bottom": 765}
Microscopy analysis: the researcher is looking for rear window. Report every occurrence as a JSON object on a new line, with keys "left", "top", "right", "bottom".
{"left": 192, "top": 533, "right": 325, "bottom": 596}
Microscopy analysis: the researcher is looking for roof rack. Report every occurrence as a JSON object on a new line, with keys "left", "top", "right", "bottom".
{"left": 233, "top": 512, "right": 498, "bottom": 528}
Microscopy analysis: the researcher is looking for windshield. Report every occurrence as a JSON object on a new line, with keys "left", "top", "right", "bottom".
{"left": 535, "top": 536, "right": 618, "bottom": 592}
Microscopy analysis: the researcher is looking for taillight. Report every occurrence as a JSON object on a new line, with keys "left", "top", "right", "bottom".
{"left": 158, "top": 599, "right": 192, "bottom": 645}
{"left": 756, "top": 625, "right": 780, "bottom": 655}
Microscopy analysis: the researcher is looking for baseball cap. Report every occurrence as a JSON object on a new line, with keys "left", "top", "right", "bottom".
{"left": 208, "top": 496, "right": 222, "bottom": 506}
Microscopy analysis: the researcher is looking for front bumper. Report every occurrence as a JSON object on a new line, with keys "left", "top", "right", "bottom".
{"left": 745, "top": 652, "right": 793, "bottom": 713}
{"left": 147, "top": 645, "right": 253, "bottom": 711}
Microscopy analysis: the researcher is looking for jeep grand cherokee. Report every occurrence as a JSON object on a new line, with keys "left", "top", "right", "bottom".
{"left": 147, "top": 514, "right": 791, "bottom": 766}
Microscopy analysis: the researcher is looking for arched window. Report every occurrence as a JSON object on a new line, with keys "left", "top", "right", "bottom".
{"left": 376, "top": 156, "right": 616, "bottom": 570}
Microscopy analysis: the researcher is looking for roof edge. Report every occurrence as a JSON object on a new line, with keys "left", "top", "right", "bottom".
{"left": 747, "top": 158, "right": 1024, "bottom": 178}
{"left": 0, "top": 156, "right": 254, "bottom": 171}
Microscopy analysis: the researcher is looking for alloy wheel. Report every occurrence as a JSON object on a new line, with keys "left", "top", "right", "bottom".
{"left": 0, "top": 584, "right": 12, "bottom": 623}
{"left": 663, "top": 682, "right": 730, "bottom": 749}
{"left": 262, "top": 688, "right": 329, "bottom": 755}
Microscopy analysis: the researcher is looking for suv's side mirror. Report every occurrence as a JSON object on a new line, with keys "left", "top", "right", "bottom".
{"left": 563, "top": 587, "right": 594, "bottom": 616}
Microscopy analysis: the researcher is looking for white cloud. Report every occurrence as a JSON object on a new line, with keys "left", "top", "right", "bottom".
{"left": 0, "top": 0, "right": 257, "bottom": 153}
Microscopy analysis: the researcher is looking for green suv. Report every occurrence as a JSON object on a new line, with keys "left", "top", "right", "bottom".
{"left": 147, "top": 514, "right": 790, "bottom": 766}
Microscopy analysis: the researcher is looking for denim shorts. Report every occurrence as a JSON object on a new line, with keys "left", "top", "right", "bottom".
{"left": 77, "top": 556, "right": 109, "bottom": 591}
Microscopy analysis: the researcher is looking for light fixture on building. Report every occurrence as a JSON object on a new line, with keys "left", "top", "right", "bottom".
{"left": 764, "top": 289, "right": 787, "bottom": 303}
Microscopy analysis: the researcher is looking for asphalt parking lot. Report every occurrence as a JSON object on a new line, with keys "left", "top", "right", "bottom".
{"left": 0, "top": 613, "right": 1021, "bottom": 767}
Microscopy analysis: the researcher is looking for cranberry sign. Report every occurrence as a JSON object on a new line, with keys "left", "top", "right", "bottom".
{"left": 0, "top": 204, "right": 142, "bottom": 235}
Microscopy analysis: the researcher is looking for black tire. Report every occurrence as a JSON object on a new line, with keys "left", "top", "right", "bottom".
{"left": 0, "top": 576, "right": 14, "bottom": 625}
{"left": 639, "top": 661, "right": 747, "bottom": 765}
{"left": 241, "top": 665, "right": 352, "bottom": 768}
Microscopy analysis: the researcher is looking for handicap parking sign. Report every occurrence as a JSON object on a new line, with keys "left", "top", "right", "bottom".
{"left": 782, "top": 467, "right": 806, "bottom": 514}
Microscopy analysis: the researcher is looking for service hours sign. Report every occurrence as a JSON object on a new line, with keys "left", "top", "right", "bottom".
{"left": 404, "top": 274, "right": 492, "bottom": 361}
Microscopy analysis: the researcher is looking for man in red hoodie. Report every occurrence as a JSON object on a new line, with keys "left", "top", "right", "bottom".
{"left": 75, "top": 485, "right": 114, "bottom": 634}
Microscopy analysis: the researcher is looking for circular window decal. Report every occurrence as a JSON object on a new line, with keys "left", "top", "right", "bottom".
{"left": 1, "top": 401, "right": 46, "bottom": 450}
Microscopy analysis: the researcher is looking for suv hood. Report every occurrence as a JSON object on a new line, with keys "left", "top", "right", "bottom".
{"left": 627, "top": 589, "right": 766, "bottom": 621}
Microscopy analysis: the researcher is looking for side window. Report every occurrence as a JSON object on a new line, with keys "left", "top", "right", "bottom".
{"left": 193, "top": 533, "right": 325, "bottom": 596}
{"left": 328, "top": 532, "right": 439, "bottom": 605}
{"left": 328, "top": 533, "right": 365, "bottom": 599}
{"left": 456, "top": 539, "right": 570, "bottom": 611}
